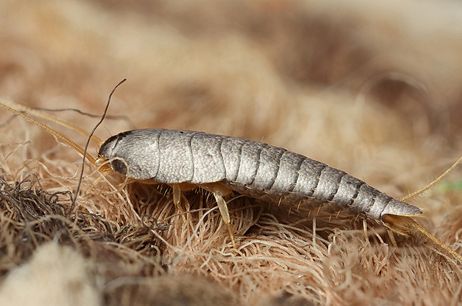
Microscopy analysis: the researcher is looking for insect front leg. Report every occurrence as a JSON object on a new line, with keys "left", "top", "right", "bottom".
{"left": 170, "top": 183, "right": 195, "bottom": 210}
{"left": 172, "top": 185, "right": 182, "bottom": 210}
{"left": 202, "top": 183, "right": 236, "bottom": 248}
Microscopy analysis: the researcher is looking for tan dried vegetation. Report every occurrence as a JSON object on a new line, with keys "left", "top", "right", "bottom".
{"left": 0, "top": 0, "right": 461, "bottom": 305}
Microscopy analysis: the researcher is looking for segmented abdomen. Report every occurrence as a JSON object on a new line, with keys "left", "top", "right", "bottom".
{"left": 151, "top": 130, "right": 406, "bottom": 219}
{"left": 107, "top": 129, "right": 421, "bottom": 220}
{"left": 218, "top": 136, "right": 395, "bottom": 220}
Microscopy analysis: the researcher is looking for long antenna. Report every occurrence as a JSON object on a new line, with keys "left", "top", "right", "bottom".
{"left": 0, "top": 99, "right": 104, "bottom": 145}
{"left": 31, "top": 106, "right": 135, "bottom": 128}
{"left": 71, "top": 78, "right": 127, "bottom": 211}
{"left": 0, "top": 99, "right": 96, "bottom": 164}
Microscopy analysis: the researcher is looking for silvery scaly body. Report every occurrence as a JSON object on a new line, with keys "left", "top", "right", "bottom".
{"left": 98, "top": 129, "right": 422, "bottom": 221}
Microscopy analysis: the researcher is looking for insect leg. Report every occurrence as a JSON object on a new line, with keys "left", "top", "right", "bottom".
{"left": 169, "top": 183, "right": 196, "bottom": 208}
{"left": 172, "top": 185, "right": 182, "bottom": 210}
{"left": 202, "top": 184, "right": 236, "bottom": 248}
{"left": 213, "top": 193, "right": 236, "bottom": 248}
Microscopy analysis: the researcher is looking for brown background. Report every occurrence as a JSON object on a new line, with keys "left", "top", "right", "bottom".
{"left": 0, "top": 0, "right": 461, "bottom": 305}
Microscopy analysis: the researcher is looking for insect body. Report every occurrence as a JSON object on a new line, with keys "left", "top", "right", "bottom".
{"left": 2, "top": 96, "right": 460, "bottom": 263}
{"left": 97, "top": 129, "right": 422, "bottom": 229}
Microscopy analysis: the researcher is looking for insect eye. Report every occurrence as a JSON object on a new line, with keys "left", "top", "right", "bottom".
{"left": 111, "top": 159, "right": 128, "bottom": 175}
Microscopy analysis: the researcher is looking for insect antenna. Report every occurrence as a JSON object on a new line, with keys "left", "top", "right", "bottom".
{"left": 0, "top": 99, "right": 96, "bottom": 164}
{"left": 0, "top": 99, "right": 103, "bottom": 145}
{"left": 71, "top": 78, "right": 127, "bottom": 210}
{"left": 30, "top": 106, "right": 135, "bottom": 129}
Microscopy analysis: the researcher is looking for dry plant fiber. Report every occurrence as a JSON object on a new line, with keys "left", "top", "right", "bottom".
{"left": 1, "top": 0, "right": 462, "bottom": 305}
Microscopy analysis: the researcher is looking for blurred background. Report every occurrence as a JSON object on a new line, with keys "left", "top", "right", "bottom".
{"left": 2, "top": 1, "right": 462, "bottom": 134}
{"left": 2, "top": 0, "right": 462, "bottom": 194}
{"left": 1, "top": 0, "right": 462, "bottom": 207}
{"left": 1, "top": 0, "right": 462, "bottom": 305}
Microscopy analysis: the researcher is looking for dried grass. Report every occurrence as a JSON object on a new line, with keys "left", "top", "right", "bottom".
{"left": 0, "top": 0, "right": 462, "bottom": 305}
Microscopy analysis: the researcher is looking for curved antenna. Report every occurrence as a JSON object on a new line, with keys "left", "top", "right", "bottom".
{"left": 0, "top": 99, "right": 103, "bottom": 145}
{"left": 0, "top": 99, "right": 96, "bottom": 164}
{"left": 31, "top": 106, "right": 136, "bottom": 129}
{"left": 72, "top": 78, "right": 127, "bottom": 208}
